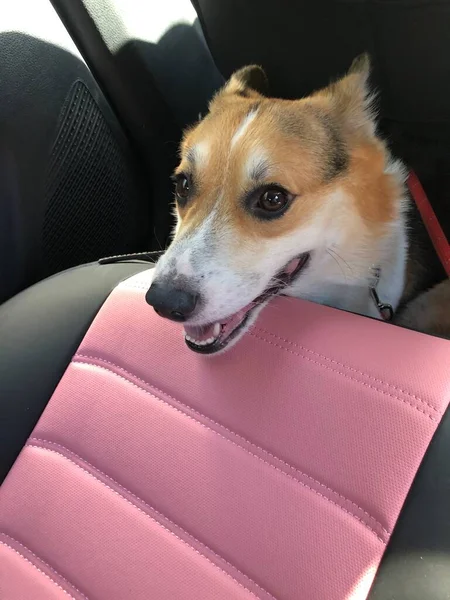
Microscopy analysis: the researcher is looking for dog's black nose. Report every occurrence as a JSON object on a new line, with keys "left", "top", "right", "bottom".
{"left": 146, "top": 282, "right": 198, "bottom": 322}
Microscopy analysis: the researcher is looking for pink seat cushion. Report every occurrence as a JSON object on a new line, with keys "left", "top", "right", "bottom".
{"left": 1, "top": 269, "right": 449, "bottom": 599}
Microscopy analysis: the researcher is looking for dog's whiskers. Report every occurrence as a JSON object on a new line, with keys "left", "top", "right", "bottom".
{"left": 152, "top": 228, "right": 165, "bottom": 251}
{"left": 326, "top": 247, "right": 353, "bottom": 280}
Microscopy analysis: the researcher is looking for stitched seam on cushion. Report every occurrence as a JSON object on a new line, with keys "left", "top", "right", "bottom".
{"left": 249, "top": 333, "right": 439, "bottom": 422}
{"left": 0, "top": 538, "right": 86, "bottom": 600}
{"left": 26, "top": 443, "right": 270, "bottom": 600}
{"left": 30, "top": 438, "right": 274, "bottom": 599}
{"left": 71, "top": 358, "right": 388, "bottom": 542}
{"left": 121, "top": 283, "right": 152, "bottom": 291}
{"left": 118, "top": 286, "right": 441, "bottom": 413}
{"left": 119, "top": 283, "right": 152, "bottom": 293}
{"left": 75, "top": 353, "right": 389, "bottom": 536}
{"left": 255, "top": 326, "right": 440, "bottom": 413}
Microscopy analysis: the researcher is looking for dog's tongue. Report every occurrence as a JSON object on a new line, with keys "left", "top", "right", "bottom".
{"left": 284, "top": 256, "right": 301, "bottom": 276}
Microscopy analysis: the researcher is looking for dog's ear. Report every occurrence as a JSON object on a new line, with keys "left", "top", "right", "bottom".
{"left": 315, "top": 54, "right": 376, "bottom": 137}
{"left": 221, "top": 65, "right": 269, "bottom": 98}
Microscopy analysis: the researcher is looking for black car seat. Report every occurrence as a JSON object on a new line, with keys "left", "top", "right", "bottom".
{"left": 49, "top": 0, "right": 225, "bottom": 239}
{"left": 50, "top": 0, "right": 224, "bottom": 130}
{"left": 0, "top": 0, "right": 181, "bottom": 304}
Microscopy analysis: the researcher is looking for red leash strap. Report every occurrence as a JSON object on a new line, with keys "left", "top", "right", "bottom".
{"left": 407, "top": 170, "right": 450, "bottom": 277}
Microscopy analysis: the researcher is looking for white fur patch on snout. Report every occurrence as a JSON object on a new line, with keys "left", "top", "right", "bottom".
{"left": 165, "top": 209, "right": 218, "bottom": 283}
{"left": 175, "top": 248, "right": 195, "bottom": 278}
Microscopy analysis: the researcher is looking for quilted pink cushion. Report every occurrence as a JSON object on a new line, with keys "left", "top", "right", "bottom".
{"left": 1, "top": 269, "right": 449, "bottom": 599}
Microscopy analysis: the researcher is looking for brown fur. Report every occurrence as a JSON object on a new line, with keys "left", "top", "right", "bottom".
{"left": 178, "top": 57, "right": 399, "bottom": 244}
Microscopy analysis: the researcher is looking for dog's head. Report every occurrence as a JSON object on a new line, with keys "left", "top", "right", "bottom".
{"left": 147, "top": 55, "right": 403, "bottom": 353}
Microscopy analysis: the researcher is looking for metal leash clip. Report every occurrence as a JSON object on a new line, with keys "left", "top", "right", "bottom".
{"left": 370, "top": 267, "right": 394, "bottom": 321}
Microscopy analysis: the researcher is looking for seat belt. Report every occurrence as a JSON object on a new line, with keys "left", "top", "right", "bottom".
{"left": 408, "top": 170, "right": 450, "bottom": 277}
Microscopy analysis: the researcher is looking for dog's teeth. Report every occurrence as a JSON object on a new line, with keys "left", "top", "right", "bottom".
{"left": 213, "top": 323, "right": 221, "bottom": 337}
{"left": 185, "top": 334, "right": 217, "bottom": 347}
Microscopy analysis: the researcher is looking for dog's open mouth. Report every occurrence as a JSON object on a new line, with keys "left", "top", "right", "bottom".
{"left": 184, "top": 253, "right": 310, "bottom": 354}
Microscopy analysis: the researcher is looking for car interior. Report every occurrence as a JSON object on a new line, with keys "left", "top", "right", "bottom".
{"left": 1, "top": 1, "right": 449, "bottom": 599}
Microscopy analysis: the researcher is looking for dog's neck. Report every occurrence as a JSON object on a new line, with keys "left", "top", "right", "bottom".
{"left": 286, "top": 204, "right": 408, "bottom": 320}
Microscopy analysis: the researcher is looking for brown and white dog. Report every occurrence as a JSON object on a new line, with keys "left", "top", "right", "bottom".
{"left": 146, "top": 56, "right": 449, "bottom": 353}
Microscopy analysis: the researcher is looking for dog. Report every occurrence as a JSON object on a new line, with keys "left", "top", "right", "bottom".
{"left": 146, "top": 55, "right": 449, "bottom": 354}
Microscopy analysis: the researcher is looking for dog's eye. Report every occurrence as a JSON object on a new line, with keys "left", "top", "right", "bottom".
{"left": 246, "top": 185, "right": 294, "bottom": 220}
{"left": 252, "top": 186, "right": 294, "bottom": 219}
{"left": 258, "top": 189, "right": 289, "bottom": 212}
{"left": 174, "top": 174, "right": 191, "bottom": 204}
